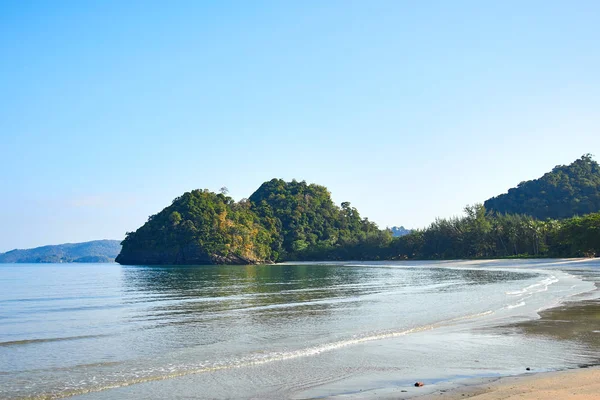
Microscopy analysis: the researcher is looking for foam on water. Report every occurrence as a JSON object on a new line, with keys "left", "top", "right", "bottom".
{"left": 505, "top": 301, "right": 526, "bottom": 309}
{"left": 506, "top": 275, "right": 559, "bottom": 296}
{"left": 10, "top": 310, "right": 500, "bottom": 400}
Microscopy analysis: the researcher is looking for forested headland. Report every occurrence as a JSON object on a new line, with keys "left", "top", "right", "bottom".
{"left": 117, "top": 155, "right": 600, "bottom": 265}
{"left": 116, "top": 179, "right": 391, "bottom": 265}
{"left": 484, "top": 154, "right": 600, "bottom": 219}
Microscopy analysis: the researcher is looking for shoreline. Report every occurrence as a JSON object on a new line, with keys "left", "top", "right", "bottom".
{"left": 415, "top": 365, "right": 600, "bottom": 399}
{"left": 319, "top": 365, "right": 600, "bottom": 399}
{"left": 331, "top": 276, "right": 600, "bottom": 400}
{"left": 428, "top": 291, "right": 598, "bottom": 399}
{"left": 418, "top": 280, "right": 600, "bottom": 399}
{"left": 4, "top": 260, "right": 598, "bottom": 400}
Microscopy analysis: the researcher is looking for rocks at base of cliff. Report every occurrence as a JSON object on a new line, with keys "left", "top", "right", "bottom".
{"left": 210, "top": 253, "right": 272, "bottom": 265}
{"left": 115, "top": 242, "right": 270, "bottom": 266}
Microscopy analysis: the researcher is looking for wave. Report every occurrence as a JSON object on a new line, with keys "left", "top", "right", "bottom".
{"left": 505, "top": 301, "right": 526, "bottom": 309}
{"left": 18, "top": 310, "right": 495, "bottom": 399}
{"left": 0, "top": 334, "right": 107, "bottom": 347}
{"left": 506, "top": 275, "right": 558, "bottom": 296}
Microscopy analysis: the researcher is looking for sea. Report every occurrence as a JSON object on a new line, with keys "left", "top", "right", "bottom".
{"left": 1, "top": 259, "right": 599, "bottom": 399}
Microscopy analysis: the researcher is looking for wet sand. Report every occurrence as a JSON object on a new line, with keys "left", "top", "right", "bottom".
{"left": 417, "top": 298, "right": 600, "bottom": 399}
{"left": 510, "top": 299, "right": 600, "bottom": 354}
{"left": 319, "top": 296, "right": 600, "bottom": 400}
{"left": 417, "top": 366, "right": 600, "bottom": 399}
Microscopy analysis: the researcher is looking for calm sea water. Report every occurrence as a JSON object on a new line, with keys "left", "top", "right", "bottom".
{"left": 1, "top": 260, "right": 598, "bottom": 399}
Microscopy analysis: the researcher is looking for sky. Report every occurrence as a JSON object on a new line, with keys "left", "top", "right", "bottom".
{"left": 1, "top": 0, "right": 599, "bottom": 252}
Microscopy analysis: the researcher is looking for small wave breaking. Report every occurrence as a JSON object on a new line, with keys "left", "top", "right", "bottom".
{"left": 15, "top": 310, "right": 496, "bottom": 400}
{"left": 506, "top": 275, "right": 559, "bottom": 296}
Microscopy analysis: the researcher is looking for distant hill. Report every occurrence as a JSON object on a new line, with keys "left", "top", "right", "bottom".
{"left": 390, "top": 226, "right": 412, "bottom": 237}
{"left": 484, "top": 154, "right": 600, "bottom": 220}
{"left": 0, "top": 240, "right": 122, "bottom": 263}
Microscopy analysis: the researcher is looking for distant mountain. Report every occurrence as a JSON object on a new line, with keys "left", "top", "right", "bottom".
{"left": 0, "top": 240, "right": 122, "bottom": 263}
{"left": 390, "top": 226, "right": 412, "bottom": 237}
{"left": 484, "top": 154, "right": 600, "bottom": 220}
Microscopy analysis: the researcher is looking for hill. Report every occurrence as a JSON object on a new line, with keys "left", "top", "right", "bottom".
{"left": 116, "top": 190, "right": 273, "bottom": 265}
{"left": 390, "top": 226, "right": 412, "bottom": 237}
{"left": 249, "top": 179, "right": 391, "bottom": 261}
{"left": 117, "top": 179, "right": 391, "bottom": 265}
{"left": 117, "top": 162, "right": 600, "bottom": 266}
{"left": 484, "top": 154, "right": 600, "bottom": 219}
{"left": 0, "top": 240, "right": 122, "bottom": 263}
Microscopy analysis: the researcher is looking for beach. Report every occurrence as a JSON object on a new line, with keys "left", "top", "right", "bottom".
{"left": 362, "top": 292, "right": 600, "bottom": 400}
{"left": 338, "top": 367, "right": 600, "bottom": 399}
{"left": 424, "top": 297, "right": 600, "bottom": 400}
{"left": 418, "top": 367, "right": 600, "bottom": 399}
{"left": 328, "top": 296, "right": 600, "bottom": 400}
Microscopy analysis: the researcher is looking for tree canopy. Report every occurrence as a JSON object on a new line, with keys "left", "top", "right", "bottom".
{"left": 116, "top": 190, "right": 273, "bottom": 265}
{"left": 117, "top": 157, "right": 600, "bottom": 265}
{"left": 390, "top": 205, "right": 600, "bottom": 260}
{"left": 117, "top": 180, "right": 391, "bottom": 265}
{"left": 484, "top": 154, "right": 600, "bottom": 219}
{"left": 248, "top": 179, "right": 392, "bottom": 261}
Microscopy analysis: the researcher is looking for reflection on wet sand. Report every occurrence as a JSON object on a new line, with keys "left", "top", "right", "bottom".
{"left": 510, "top": 299, "right": 600, "bottom": 363}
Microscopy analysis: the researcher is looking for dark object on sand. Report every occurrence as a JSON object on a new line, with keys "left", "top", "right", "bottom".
{"left": 526, "top": 367, "right": 531, "bottom": 371}
{"left": 414, "top": 382, "right": 424, "bottom": 387}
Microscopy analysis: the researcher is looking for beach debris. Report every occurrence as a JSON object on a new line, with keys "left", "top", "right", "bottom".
{"left": 414, "top": 382, "right": 425, "bottom": 387}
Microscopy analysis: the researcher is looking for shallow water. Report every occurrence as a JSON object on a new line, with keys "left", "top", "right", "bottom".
{"left": 0, "top": 259, "right": 598, "bottom": 399}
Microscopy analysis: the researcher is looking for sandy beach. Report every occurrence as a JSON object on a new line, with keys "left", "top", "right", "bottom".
{"left": 417, "top": 292, "right": 600, "bottom": 400}
{"left": 419, "top": 294, "right": 600, "bottom": 400}
{"left": 336, "top": 293, "right": 600, "bottom": 400}
{"left": 418, "top": 366, "right": 600, "bottom": 399}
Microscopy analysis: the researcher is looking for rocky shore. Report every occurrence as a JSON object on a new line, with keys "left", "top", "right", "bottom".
{"left": 115, "top": 244, "right": 270, "bottom": 265}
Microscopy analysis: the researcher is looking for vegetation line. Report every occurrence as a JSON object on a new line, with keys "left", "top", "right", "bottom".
{"left": 117, "top": 155, "right": 600, "bottom": 265}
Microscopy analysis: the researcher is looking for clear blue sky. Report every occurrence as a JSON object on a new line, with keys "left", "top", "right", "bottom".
{"left": 1, "top": 0, "right": 599, "bottom": 252}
